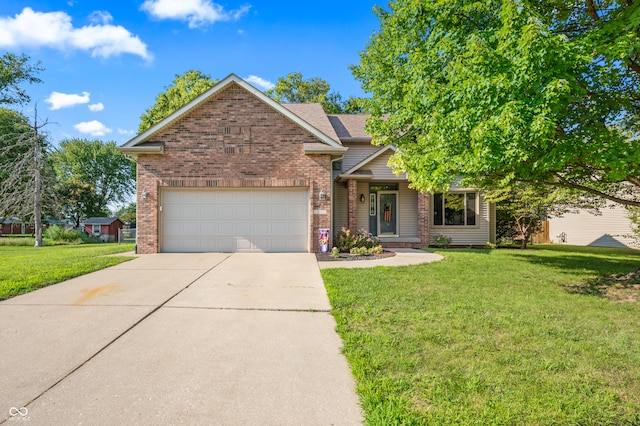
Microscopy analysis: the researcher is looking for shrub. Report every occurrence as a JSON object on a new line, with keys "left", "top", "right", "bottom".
{"left": 330, "top": 247, "right": 341, "bottom": 258}
{"left": 433, "top": 234, "right": 452, "bottom": 248}
{"left": 335, "top": 227, "right": 357, "bottom": 252}
{"left": 44, "top": 225, "right": 87, "bottom": 244}
{"left": 335, "top": 227, "right": 384, "bottom": 254}
{"left": 368, "top": 245, "right": 383, "bottom": 254}
{"left": 350, "top": 246, "right": 370, "bottom": 255}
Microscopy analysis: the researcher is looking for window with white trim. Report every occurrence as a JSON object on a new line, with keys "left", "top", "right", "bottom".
{"left": 92, "top": 225, "right": 101, "bottom": 235}
{"left": 433, "top": 192, "right": 477, "bottom": 226}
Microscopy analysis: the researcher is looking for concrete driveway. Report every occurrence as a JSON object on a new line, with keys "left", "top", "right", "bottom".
{"left": 0, "top": 253, "right": 362, "bottom": 425}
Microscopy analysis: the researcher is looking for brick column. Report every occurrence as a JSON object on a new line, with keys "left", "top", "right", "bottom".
{"left": 347, "top": 179, "right": 358, "bottom": 231}
{"left": 417, "top": 192, "right": 430, "bottom": 247}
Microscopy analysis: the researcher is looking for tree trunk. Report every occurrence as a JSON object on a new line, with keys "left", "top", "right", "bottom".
{"left": 33, "top": 110, "right": 42, "bottom": 247}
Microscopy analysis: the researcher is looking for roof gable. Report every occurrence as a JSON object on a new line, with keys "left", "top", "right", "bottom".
{"left": 341, "top": 145, "right": 397, "bottom": 177}
{"left": 120, "top": 74, "right": 345, "bottom": 155}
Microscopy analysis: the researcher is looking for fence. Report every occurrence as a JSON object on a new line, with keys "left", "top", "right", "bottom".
{"left": 118, "top": 228, "right": 136, "bottom": 244}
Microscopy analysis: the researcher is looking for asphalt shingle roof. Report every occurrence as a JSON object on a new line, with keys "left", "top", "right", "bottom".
{"left": 84, "top": 217, "right": 121, "bottom": 225}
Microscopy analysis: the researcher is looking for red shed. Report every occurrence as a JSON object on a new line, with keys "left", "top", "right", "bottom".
{"left": 83, "top": 217, "right": 125, "bottom": 242}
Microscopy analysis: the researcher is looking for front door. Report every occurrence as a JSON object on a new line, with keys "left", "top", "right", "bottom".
{"left": 378, "top": 191, "right": 398, "bottom": 235}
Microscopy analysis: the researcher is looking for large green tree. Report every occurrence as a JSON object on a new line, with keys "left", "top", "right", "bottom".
{"left": 138, "top": 70, "right": 218, "bottom": 133}
{"left": 353, "top": 0, "right": 640, "bottom": 206}
{"left": 50, "top": 139, "right": 135, "bottom": 219}
{"left": 56, "top": 180, "right": 108, "bottom": 228}
{"left": 0, "top": 53, "right": 43, "bottom": 105}
{"left": 266, "top": 72, "right": 366, "bottom": 113}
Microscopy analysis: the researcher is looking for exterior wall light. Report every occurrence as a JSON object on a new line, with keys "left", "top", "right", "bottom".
{"left": 319, "top": 190, "right": 326, "bottom": 201}
{"left": 141, "top": 190, "right": 148, "bottom": 201}
{"left": 360, "top": 194, "right": 366, "bottom": 203}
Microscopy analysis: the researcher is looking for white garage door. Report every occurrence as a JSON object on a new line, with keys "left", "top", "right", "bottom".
{"left": 161, "top": 188, "right": 309, "bottom": 252}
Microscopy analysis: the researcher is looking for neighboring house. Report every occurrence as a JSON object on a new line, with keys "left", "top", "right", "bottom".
{"left": 548, "top": 204, "right": 638, "bottom": 249}
{"left": 119, "top": 74, "right": 495, "bottom": 254}
{"left": 83, "top": 217, "right": 125, "bottom": 242}
{"left": 0, "top": 218, "right": 34, "bottom": 235}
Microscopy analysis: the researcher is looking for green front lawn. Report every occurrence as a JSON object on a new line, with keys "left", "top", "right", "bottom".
{"left": 0, "top": 244, "right": 136, "bottom": 300}
{"left": 322, "top": 245, "right": 640, "bottom": 425}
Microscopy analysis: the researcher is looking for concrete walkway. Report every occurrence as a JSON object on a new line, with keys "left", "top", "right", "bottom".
{"left": 0, "top": 253, "right": 362, "bottom": 425}
{"left": 318, "top": 248, "right": 443, "bottom": 269}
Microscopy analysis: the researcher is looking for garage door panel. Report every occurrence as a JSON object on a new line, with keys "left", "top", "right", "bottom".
{"left": 235, "top": 237, "right": 253, "bottom": 250}
{"left": 217, "top": 222, "right": 234, "bottom": 235}
{"left": 236, "top": 222, "right": 252, "bottom": 234}
{"left": 236, "top": 206, "right": 253, "bottom": 219}
{"left": 288, "top": 222, "right": 307, "bottom": 234}
{"left": 162, "top": 189, "right": 309, "bottom": 253}
{"left": 200, "top": 223, "right": 218, "bottom": 236}
{"left": 270, "top": 222, "right": 288, "bottom": 234}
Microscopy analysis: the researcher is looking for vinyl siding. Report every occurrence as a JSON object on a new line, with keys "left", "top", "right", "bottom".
{"left": 367, "top": 154, "right": 407, "bottom": 180}
{"left": 429, "top": 191, "right": 492, "bottom": 246}
{"left": 341, "top": 144, "right": 381, "bottom": 171}
{"left": 333, "top": 182, "right": 349, "bottom": 235}
{"left": 356, "top": 181, "right": 370, "bottom": 231}
{"left": 548, "top": 205, "right": 638, "bottom": 248}
{"left": 398, "top": 182, "right": 418, "bottom": 237}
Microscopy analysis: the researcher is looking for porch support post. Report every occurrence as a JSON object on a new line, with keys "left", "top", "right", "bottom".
{"left": 417, "top": 192, "right": 430, "bottom": 247}
{"left": 347, "top": 179, "right": 358, "bottom": 231}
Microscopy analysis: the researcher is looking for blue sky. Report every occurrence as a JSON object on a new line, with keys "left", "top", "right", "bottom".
{"left": 0, "top": 1, "right": 382, "bottom": 146}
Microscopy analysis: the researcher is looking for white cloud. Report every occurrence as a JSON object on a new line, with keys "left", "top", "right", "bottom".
{"left": 88, "top": 102, "right": 104, "bottom": 111}
{"left": 141, "top": 0, "right": 250, "bottom": 28}
{"left": 117, "top": 128, "right": 135, "bottom": 135}
{"left": 0, "top": 7, "right": 152, "bottom": 60}
{"left": 45, "top": 91, "right": 90, "bottom": 110}
{"left": 88, "top": 10, "right": 113, "bottom": 25}
{"left": 245, "top": 75, "right": 274, "bottom": 91}
{"left": 74, "top": 120, "right": 112, "bottom": 136}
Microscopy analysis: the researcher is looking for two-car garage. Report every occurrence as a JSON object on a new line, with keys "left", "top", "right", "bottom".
{"left": 160, "top": 188, "right": 309, "bottom": 253}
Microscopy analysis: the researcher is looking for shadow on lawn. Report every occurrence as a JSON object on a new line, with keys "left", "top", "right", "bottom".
{"left": 564, "top": 269, "right": 640, "bottom": 302}
{"left": 510, "top": 246, "right": 640, "bottom": 301}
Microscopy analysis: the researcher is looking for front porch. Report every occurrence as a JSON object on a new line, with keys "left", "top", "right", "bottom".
{"left": 332, "top": 178, "right": 429, "bottom": 249}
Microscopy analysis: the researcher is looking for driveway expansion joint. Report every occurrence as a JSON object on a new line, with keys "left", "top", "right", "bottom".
{"left": 164, "top": 306, "right": 332, "bottom": 313}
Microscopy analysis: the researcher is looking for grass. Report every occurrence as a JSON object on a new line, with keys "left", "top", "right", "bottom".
{"left": 0, "top": 243, "right": 136, "bottom": 300}
{"left": 321, "top": 245, "right": 640, "bottom": 425}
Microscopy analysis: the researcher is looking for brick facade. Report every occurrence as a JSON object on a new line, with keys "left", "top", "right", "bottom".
{"left": 347, "top": 179, "right": 358, "bottom": 231}
{"left": 135, "top": 82, "right": 332, "bottom": 254}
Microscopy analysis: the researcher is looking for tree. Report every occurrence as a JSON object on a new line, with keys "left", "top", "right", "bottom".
{"left": 265, "top": 72, "right": 367, "bottom": 114}
{"left": 113, "top": 202, "right": 136, "bottom": 224}
{"left": 0, "top": 53, "right": 43, "bottom": 105}
{"left": 50, "top": 139, "right": 136, "bottom": 218}
{"left": 0, "top": 109, "right": 54, "bottom": 246}
{"left": 138, "top": 70, "right": 218, "bottom": 133}
{"left": 353, "top": 1, "right": 640, "bottom": 207}
{"left": 56, "top": 180, "right": 108, "bottom": 228}
{"left": 485, "top": 184, "right": 601, "bottom": 249}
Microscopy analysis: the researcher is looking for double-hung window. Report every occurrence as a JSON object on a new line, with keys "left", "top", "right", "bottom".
{"left": 433, "top": 192, "right": 477, "bottom": 226}
{"left": 92, "top": 225, "right": 101, "bottom": 235}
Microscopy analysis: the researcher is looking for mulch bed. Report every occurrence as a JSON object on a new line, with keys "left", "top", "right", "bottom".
{"left": 315, "top": 250, "right": 396, "bottom": 262}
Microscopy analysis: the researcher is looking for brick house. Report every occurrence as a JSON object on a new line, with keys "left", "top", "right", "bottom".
{"left": 120, "top": 74, "right": 495, "bottom": 254}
